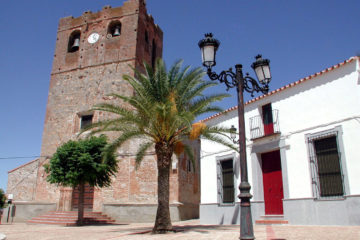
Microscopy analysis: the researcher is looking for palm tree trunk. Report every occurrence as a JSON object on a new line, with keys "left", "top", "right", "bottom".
{"left": 77, "top": 183, "right": 85, "bottom": 226}
{"left": 153, "top": 142, "right": 173, "bottom": 233}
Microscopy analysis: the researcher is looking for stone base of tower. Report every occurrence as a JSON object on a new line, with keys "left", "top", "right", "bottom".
{"left": 102, "top": 202, "right": 199, "bottom": 223}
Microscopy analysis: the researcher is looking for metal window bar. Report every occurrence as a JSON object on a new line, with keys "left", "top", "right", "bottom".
{"left": 217, "top": 159, "right": 235, "bottom": 204}
{"left": 249, "top": 109, "right": 280, "bottom": 139}
{"left": 222, "top": 160, "right": 234, "bottom": 203}
{"left": 306, "top": 131, "right": 345, "bottom": 199}
{"left": 217, "top": 161, "right": 224, "bottom": 203}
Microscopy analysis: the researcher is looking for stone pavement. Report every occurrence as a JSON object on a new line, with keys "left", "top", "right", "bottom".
{"left": 0, "top": 220, "right": 359, "bottom": 240}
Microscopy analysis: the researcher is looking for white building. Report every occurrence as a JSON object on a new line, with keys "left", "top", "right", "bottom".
{"left": 200, "top": 56, "right": 360, "bottom": 225}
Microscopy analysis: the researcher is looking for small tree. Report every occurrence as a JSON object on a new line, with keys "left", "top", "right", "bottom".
{"left": 0, "top": 188, "right": 6, "bottom": 208}
{"left": 44, "top": 135, "right": 117, "bottom": 225}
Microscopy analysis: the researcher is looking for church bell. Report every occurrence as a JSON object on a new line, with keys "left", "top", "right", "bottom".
{"left": 113, "top": 26, "right": 121, "bottom": 36}
{"left": 71, "top": 37, "right": 80, "bottom": 51}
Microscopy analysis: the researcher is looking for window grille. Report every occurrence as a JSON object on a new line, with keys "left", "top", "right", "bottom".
{"left": 249, "top": 109, "right": 280, "bottom": 139}
{"left": 217, "top": 159, "right": 234, "bottom": 204}
{"left": 307, "top": 131, "right": 344, "bottom": 199}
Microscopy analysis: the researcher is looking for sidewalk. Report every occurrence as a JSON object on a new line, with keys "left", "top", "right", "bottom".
{"left": 0, "top": 220, "right": 359, "bottom": 240}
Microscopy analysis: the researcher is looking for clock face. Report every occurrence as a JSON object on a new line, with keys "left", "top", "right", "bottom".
{"left": 88, "top": 33, "right": 100, "bottom": 44}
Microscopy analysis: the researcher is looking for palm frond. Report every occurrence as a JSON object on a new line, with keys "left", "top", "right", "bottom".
{"left": 202, "top": 125, "right": 235, "bottom": 139}
{"left": 189, "top": 93, "right": 230, "bottom": 115}
{"left": 78, "top": 118, "right": 130, "bottom": 134}
{"left": 176, "top": 67, "right": 204, "bottom": 99}
{"left": 88, "top": 125, "right": 135, "bottom": 136}
{"left": 103, "top": 130, "right": 146, "bottom": 161}
{"left": 135, "top": 141, "right": 153, "bottom": 169}
{"left": 102, "top": 94, "right": 153, "bottom": 122}
{"left": 92, "top": 103, "right": 134, "bottom": 117}
{"left": 201, "top": 131, "right": 238, "bottom": 152}
{"left": 194, "top": 106, "right": 224, "bottom": 116}
{"left": 168, "top": 60, "right": 183, "bottom": 88}
{"left": 180, "top": 81, "right": 218, "bottom": 103}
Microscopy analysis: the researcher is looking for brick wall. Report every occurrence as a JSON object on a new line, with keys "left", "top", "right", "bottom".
{"left": 7, "top": 158, "right": 39, "bottom": 201}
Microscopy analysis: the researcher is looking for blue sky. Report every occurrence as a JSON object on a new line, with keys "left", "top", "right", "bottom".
{"left": 0, "top": 0, "right": 359, "bottom": 192}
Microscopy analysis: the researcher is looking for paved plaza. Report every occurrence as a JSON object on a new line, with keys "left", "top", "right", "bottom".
{"left": 1, "top": 220, "right": 360, "bottom": 240}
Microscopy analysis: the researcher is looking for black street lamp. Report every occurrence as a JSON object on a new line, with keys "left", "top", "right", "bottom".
{"left": 198, "top": 33, "right": 271, "bottom": 240}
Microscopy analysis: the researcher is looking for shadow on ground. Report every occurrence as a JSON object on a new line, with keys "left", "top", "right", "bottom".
{"left": 120, "top": 224, "right": 238, "bottom": 235}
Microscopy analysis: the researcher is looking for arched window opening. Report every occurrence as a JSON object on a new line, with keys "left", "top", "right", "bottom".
{"left": 108, "top": 21, "right": 121, "bottom": 37}
{"left": 68, "top": 30, "right": 81, "bottom": 53}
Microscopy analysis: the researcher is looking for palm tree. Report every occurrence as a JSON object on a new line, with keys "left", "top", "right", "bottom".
{"left": 85, "top": 59, "right": 237, "bottom": 233}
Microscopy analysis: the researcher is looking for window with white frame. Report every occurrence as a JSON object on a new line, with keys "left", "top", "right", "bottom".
{"left": 306, "top": 127, "right": 345, "bottom": 199}
{"left": 217, "top": 158, "right": 235, "bottom": 204}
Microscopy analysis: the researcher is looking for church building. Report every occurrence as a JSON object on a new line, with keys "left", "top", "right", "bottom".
{"left": 6, "top": 0, "right": 200, "bottom": 223}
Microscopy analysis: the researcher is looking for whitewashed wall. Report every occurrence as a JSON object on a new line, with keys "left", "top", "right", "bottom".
{"left": 200, "top": 57, "right": 360, "bottom": 223}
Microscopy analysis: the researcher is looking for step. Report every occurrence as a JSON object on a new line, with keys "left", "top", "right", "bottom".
{"left": 255, "top": 215, "right": 288, "bottom": 225}
{"left": 35, "top": 214, "right": 111, "bottom": 219}
{"left": 31, "top": 217, "right": 115, "bottom": 222}
{"left": 27, "top": 211, "right": 116, "bottom": 226}
{"left": 255, "top": 219, "right": 289, "bottom": 225}
{"left": 41, "top": 214, "right": 111, "bottom": 219}
{"left": 32, "top": 216, "right": 112, "bottom": 220}
{"left": 28, "top": 219, "right": 115, "bottom": 226}
{"left": 47, "top": 211, "right": 103, "bottom": 216}
{"left": 28, "top": 220, "right": 77, "bottom": 226}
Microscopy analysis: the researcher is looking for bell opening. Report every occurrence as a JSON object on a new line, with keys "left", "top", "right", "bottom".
{"left": 108, "top": 21, "right": 121, "bottom": 37}
{"left": 68, "top": 30, "right": 81, "bottom": 53}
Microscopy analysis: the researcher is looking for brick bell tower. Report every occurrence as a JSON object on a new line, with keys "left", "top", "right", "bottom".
{"left": 35, "top": 0, "right": 165, "bottom": 211}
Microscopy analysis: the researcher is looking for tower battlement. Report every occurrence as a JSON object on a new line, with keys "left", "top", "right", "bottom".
{"left": 57, "top": 0, "right": 159, "bottom": 32}
{"left": 51, "top": 0, "right": 162, "bottom": 75}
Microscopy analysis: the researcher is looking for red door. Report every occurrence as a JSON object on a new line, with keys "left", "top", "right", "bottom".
{"left": 261, "top": 150, "right": 284, "bottom": 215}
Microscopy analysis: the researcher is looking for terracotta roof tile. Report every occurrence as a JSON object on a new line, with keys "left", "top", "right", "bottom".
{"left": 201, "top": 56, "right": 359, "bottom": 123}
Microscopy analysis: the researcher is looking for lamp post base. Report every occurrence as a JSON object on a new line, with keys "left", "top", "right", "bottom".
{"left": 239, "top": 181, "right": 254, "bottom": 240}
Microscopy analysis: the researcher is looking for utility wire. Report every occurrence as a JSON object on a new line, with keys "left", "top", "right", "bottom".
{"left": 0, "top": 156, "right": 48, "bottom": 160}
{"left": 0, "top": 152, "right": 157, "bottom": 160}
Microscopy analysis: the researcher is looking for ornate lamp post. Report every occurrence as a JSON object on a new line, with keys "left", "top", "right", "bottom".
{"left": 198, "top": 33, "right": 271, "bottom": 240}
